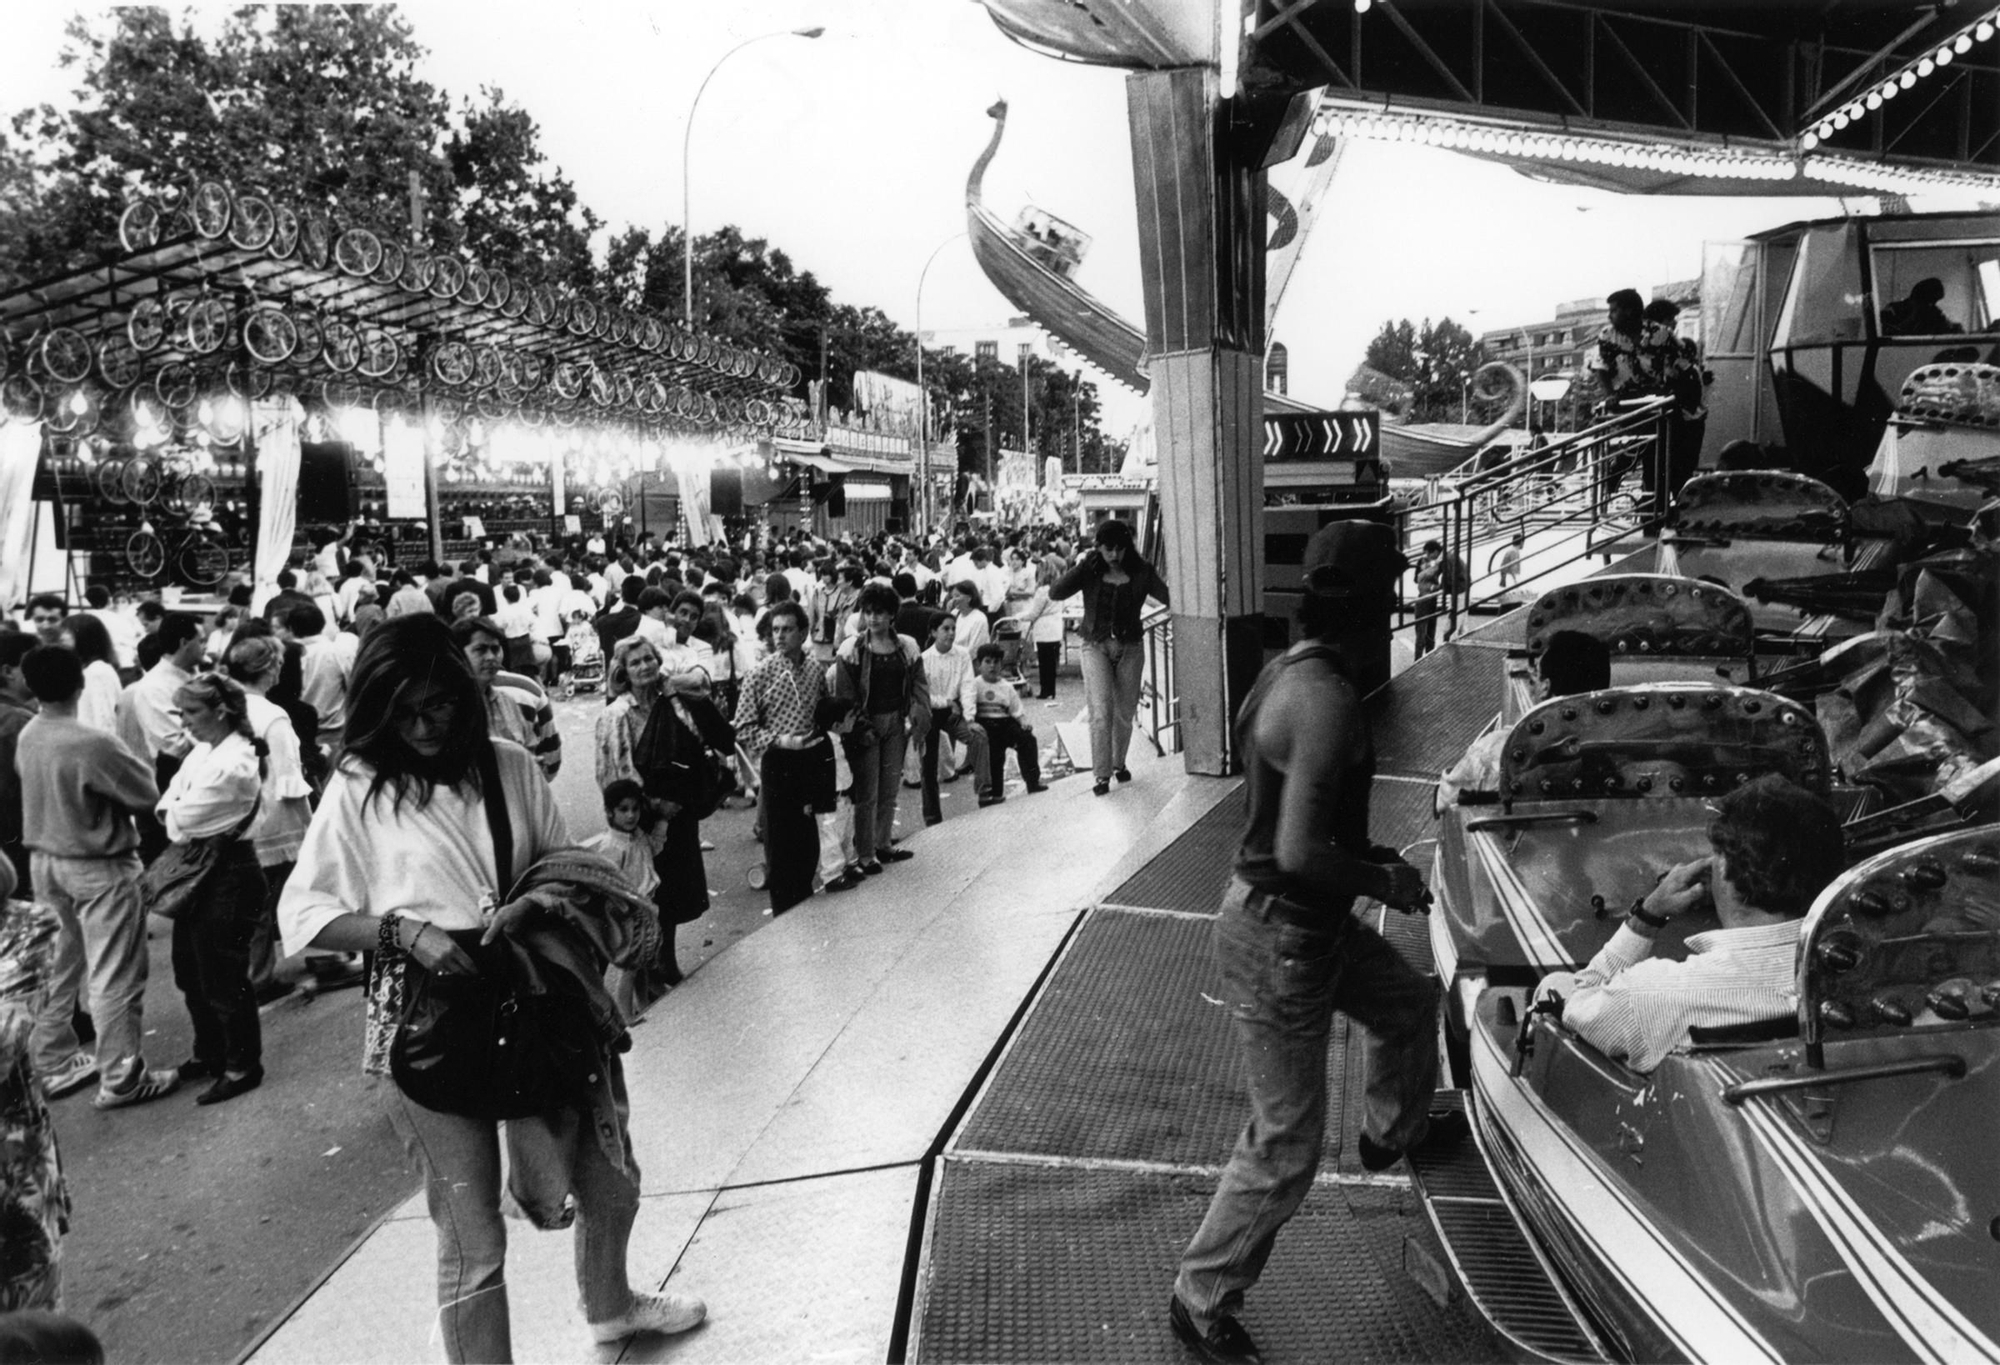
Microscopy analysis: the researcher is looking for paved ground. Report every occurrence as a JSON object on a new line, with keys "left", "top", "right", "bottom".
{"left": 50, "top": 678, "right": 1072, "bottom": 1364}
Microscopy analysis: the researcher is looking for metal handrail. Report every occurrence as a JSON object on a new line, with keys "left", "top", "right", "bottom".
{"left": 1721, "top": 1053, "right": 1967, "bottom": 1105}
{"left": 1138, "top": 602, "right": 1178, "bottom": 757}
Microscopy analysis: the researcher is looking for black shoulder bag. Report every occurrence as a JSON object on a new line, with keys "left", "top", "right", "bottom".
{"left": 389, "top": 747, "right": 597, "bottom": 1120}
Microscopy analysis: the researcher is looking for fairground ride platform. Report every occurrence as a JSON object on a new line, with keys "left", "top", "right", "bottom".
{"left": 243, "top": 558, "right": 1655, "bottom": 1365}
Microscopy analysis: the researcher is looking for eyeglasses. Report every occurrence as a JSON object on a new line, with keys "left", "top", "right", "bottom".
{"left": 395, "top": 696, "right": 458, "bottom": 727}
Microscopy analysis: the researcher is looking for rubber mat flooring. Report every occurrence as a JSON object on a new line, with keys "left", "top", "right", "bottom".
{"left": 913, "top": 1161, "right": 1492, "bottom": 1364}
{"left": 952, "top": 908, "right": 1435, "bottom": 1177}
{"left": 1102, "top": 786, "right": 1247, "bottom": 912}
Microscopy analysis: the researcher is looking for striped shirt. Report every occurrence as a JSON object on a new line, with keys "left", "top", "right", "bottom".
{"left": 485, "top": 684, "right": 562, "bottom": 782}
{"left": 1549, "top": 919, "right": 1801, "bottom": 1073}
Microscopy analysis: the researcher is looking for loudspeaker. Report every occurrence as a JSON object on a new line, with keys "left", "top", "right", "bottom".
{"left": 710, "top": 466, "right": 743, "bottom": 518}
{"left": 826, "top": 477, "right": 846, "bottom": 519}
{"left": 297, "top": 442, "right": 355, "bottom": 521}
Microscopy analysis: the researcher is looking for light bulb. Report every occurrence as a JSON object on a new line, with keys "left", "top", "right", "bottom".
{"left": 1916, "top": 58, "right": 1934, "bottom": 77}
{"left": 1866, "top": 93, "right": 1881, "bottom": 109}
{"left": 1936, "top": 46, "right": 1952, "bottom": 65}
{"left": 1954, "top": 34, "right": 1972, "bottom": 53}
{"left": 1901, "top": 70, "right": 1917, "bottom": 88}
{"left": 1977, "top": 21, "right": 1993, "bottom": 41}
{"left": 67, "top": 390, "right": 88, "bottom": 416}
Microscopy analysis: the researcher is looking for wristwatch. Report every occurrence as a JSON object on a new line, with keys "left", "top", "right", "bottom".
{"left": 1627, "top": 895, "right": 1669, "bottom": 930}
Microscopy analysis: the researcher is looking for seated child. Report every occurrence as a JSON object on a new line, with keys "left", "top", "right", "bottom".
{"left": 971, "top": 643, "right": 1047, "bottom": 803}
{"left": 582, "top": 779, "right": 669, "bottom": 1022}
{"left": 564, "top": 608, "right": 604, "bottom": 680}
{"left": 921, "top": 614, "right": 992, "bottom": 818}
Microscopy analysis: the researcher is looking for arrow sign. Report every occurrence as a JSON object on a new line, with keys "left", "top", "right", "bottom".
{"left": 1262, "top": 410, "right": 1379, "bottom": 464}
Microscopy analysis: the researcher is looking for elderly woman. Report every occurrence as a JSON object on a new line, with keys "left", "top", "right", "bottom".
{"left": 595, "top": 637, "right": 732, "bottom": 997}
{"left": 220, "top": 636, "right": 317, "bottom": 1002}
{"left": 1049, "top": 519, "right": 1171, "bottom": 796}
{"left": 156, "top": 673, "right": 268, "bottom": 1104}
{"left": 278, "top": 616, "right": 701, "bottom": 1363}
{"left": 831, "top": 583, "right": 930, "bottom": 874}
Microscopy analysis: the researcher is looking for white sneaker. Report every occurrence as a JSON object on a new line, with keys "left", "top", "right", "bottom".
{"left": 40, "top": 1051, "right": 98, "bottom": 1099}
{"left": 590, "top": 1290, "right": 706, "bottom": 1343}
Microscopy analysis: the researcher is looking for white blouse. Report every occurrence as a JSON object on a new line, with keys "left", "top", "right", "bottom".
{"left": 157, "top": 732, "right": 261, "bottom": 843}
{"left": 277, "top": 741, "right": 568, "bottom": 958}
{"left": 76, "top": 660, "right": 123, "bottom": 736}
{"left": 243, "top": 693, "right": 314, "bottom": 866}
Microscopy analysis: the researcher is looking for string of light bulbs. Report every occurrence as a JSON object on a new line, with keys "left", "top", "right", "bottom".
{"left": 1800, "top": 7, "right": 1999, "bottom": 150}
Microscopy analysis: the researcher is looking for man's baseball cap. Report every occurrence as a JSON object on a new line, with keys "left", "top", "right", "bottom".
{"left": 1301, "top": 521, "right": 1406, "bottom": 602}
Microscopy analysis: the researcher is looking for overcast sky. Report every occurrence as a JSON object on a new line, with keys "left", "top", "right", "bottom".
{"left": 6, "top": 0, "right": 1990, "bottom": 436}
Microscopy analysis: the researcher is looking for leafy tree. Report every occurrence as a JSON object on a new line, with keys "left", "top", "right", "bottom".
{"left": 1362, "top": 316, "right": 1486, "bottom": 422}
{"left": 446, "top": 89, "right": 599, "bottom": 288}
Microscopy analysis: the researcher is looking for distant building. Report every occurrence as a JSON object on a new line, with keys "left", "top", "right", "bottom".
{"left": 921, "top": 316, "right": 1080, "bottom": 373}
{"left": 1478, "top": 278, "right": 1702, "bottom": 379}
{"left": 1266, "top": 341, "right": 1290, "bottom": 396}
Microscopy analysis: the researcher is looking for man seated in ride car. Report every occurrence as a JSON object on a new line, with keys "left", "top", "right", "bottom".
{"left": 1534, "top": 774, "right": 1844, "bottom": 1073}
{"left": 1435, "top": 630, "right": 1611, "bottom": 813}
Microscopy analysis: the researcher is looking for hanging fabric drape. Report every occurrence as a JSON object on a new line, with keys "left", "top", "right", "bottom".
{"left": 253, "top": 406, "right": 301, "bottom": 617}
{"left": 0, "top": 422, "right": 45, "bottom": 611}
{"left": 676, "top": 463, "right": 713, "bottom": 546}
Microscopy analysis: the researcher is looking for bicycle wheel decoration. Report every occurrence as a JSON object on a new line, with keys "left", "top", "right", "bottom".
{"left": 227, "top": 193, "right": 276, "bottom": 251}
{"left": 181, "top": 297, "right": 231, "bottom": 354}
{"left": 190, "top": 181, "right": 233, "bottom": 239}
{"left": 320, "top": 318, "right": 362, "bottom": 375}
{"left": 122, "top": 456, "right": 162, "bottom": 506}
{"left": 178, "top": 535, "right": 232, "bottom": 588}
{"left": 357, "top": 328, "right": 401, "bottom": 379}
{"left": 96, "top": 459, "right": 131, "bottom": 505}
{"left": 372, "top": 237, "right": 405, "bottom": 287}
{"left": 242, "top": 305, "right": 299, "bottom": 364}
{"left": 38, "top": 328, "right": 94, "bottom": 385}
{"left": 486, "top": 270, "right": 511, "bottom": 310}
{"left": 125, "top": 528, "right": 166, "bottom": 579}
{"left": 1, "top": 375, "right": 44, "bottom": 422}
{"left": 473, "top": 345, "right": 504, "bottom": 390}
{"left": 153, "top": 362, "right": 198, "bottom": 411}
{"left": 299, "top": 211, "right": 333, "bottom": 270}
{"left": 126, "top": 298, "right": 168, "bottom": 352}
{"left": 429, "top": 254, "right": 467, "bottom": 300}
{"left": 95, "top": 334, "right": 144, "bottom": 389}
{"left": 224, "top": 360, "right": 274, "bottom": 402}
{"left": 429, "top": 341, "right": 474, "bottom": 388}
{"left": 398, "top": 245, "right": 434, "bottom": 293}
{"left": 333, "top": 227, "right": 383, "bottom": 278}
{"left": 459, "top": 263, "right": 490, "bottom": 306}
{"left": 290, "top": 312, "right": 323, "bottom": 367}
{"left": 269, "top": 204, "right": 300, "bottom": 259}
{"left": 118, "top": 201, "right": 162, "bottom": 253}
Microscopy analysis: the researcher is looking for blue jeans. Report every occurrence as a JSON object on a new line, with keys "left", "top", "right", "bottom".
{"left": 381, "top": 1077, "right": 642, "bottom": 1363}
{"left": 1174, "top": 877, "right": 1440, "bottom": 1326}
{"left": 1079, "top": 639, "right": 1145, "bottom": 781}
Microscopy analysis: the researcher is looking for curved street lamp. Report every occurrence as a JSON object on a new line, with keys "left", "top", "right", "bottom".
{"left": 683, "top": 26, "right": 825, "bottom": 325}
{"left": 914, "top": 231, "right": 967, "bottom": 535}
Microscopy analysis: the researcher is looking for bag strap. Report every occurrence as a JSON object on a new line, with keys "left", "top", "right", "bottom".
{"left": 476, "top": 744, "right": 513, "bottom": 898}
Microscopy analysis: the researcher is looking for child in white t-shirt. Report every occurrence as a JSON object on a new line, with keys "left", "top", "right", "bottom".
{"left": 971, "top": 644, "right": 1045, "bottom": 801}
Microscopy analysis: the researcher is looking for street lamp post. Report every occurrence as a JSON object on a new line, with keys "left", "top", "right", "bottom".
{"left": 915, "top": 232, "right": 966, "bottom": 537}
{"left": 683, "top": 26, "right": 823, "bottom": 326}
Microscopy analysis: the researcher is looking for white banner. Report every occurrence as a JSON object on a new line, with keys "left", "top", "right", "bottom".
{"left": 676, "top": 463, "right": 713, "bottom": 546}
{"left": 384, "top": 419, "right": 426, "bottom": 521}
{"left": 0, "top": 422, "right": 44, "bottom": 610}
{"left": 252, "top": 408, "right": 301, "bottom": 617}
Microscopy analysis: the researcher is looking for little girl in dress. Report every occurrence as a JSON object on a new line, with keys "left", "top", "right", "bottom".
{"left": 582, "top": 779, "right": 669, "bottom": 1022}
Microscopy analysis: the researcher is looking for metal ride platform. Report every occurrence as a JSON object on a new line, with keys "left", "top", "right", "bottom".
{"left": 247, "top": 575, "right": 1658, "bottom": 1365}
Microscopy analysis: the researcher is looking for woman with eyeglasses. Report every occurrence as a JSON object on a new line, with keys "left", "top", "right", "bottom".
{"left": 277, "top": 616, "right": 702, "bottom": 1362}
{"left": 155, "top": 672, "right": 269, "bottom": 1104}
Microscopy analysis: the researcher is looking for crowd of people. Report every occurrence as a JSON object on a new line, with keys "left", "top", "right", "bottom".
{"left": 0, "top": 510, "right": 1170, "bottom": 1351}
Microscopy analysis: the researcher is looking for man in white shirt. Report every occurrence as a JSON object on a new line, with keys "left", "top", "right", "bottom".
{"left": 1536, "top": 775, "right": 1844, "bottom": 1073}
{"left": 384, "top": 570, "right": 431, "bottom": 618}
{"left": 918, "top": 615, "right": 990, "bottom": 824}
{"left": 115, "top": 613, "right": 201, "bottom": 769}
{"left": 276, "top": 603, "right": 357, "bottom": 753}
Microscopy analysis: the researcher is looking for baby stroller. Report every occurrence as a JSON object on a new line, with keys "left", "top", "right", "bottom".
{"left": 563, "top": 615, "right": 605, "bottom": 699}
{"left": 992, "top": 616, "right": 1028, "bottom": 685}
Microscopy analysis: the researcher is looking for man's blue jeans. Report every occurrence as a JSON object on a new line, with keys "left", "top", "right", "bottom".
{"left": 1174, "top": 876, "right": 1440, "bottom": 1327}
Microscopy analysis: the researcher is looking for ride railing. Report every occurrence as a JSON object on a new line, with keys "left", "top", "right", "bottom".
{"left": 1398, "top": 397, "right": 1673, "bottom": 646}
{"left": 1138, "top": 602, "right": 1180, "bottom": 757}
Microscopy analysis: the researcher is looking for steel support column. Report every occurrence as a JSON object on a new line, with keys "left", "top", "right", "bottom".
{"left": 1126, "top": 68, "right": 1268, "bottom": 775}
